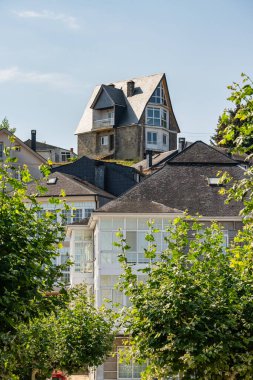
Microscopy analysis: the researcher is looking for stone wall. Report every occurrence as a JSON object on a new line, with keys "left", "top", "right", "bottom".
{"left": 115, "top": 125, "right": 144, "bottom": 160}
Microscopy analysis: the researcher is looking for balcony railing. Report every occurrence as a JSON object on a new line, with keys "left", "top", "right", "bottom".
{"left": 93, "top": 118, "right": 114, "bottom": 129}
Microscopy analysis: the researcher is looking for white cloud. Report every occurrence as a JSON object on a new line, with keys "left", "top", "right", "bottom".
{"left": 0, "top": 67, "right": 81, "bottom": 92}
{"left": 15, "top": 10, "right": 80, "bottom": 30}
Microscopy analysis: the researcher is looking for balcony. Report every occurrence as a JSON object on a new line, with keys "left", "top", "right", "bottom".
{"left": 93, "top": 118, "right": 114, "bottom": 130}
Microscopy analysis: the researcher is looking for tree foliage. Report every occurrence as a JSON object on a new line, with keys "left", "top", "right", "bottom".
{"left": 13, "top": 287, "right": 115, "bottom": 380}
{"left": 116, "top": 219, "right": 253, "bottom": 379}
{"left": 211, "top": 73, "right": 253, "bottom": 154}
{"left": 0, "top": 143, "right": 69, "bottom": 375}
{"left": 0, "top": 117, "right": 16, "bottom": 134}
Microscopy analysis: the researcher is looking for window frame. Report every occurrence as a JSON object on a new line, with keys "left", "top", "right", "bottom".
{"left": 101, "top": 136, "right": 109, "bottom": 146}
{"left": 147, "top": 131, "right": 157, "bottom": 145}
{"left": 146, "top": 107, "right": 168, "bottom": 129}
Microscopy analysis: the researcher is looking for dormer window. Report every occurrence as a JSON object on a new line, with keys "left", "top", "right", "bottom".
{"left": 146, "top": 107, "right": 168, "bottom": 129}
{"left": 150, "top": 82, "right": 167, "bottom": 105}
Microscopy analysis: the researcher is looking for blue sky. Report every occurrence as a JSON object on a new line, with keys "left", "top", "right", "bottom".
{"left": 0, "top": 0, "right": 252, "bottom": 151}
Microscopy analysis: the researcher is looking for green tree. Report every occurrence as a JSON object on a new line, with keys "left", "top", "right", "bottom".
{"left": 0, "top": 117, "right": 16, "bottom": 134}
{"left": 211, "top": 73, "right": 253, "bottom": 154}
{"left": 13, "top": 287, "right": 115, "bottom": 380}
{"left": 116, "top": 219, "right": 253, "bottom": 379}
{"left": 0, "top": 144, "right": 69, "bottom": 376}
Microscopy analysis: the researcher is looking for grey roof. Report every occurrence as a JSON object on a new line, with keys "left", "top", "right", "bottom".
{"left": 132, "top": 150, "right": 177, "bottom": 171}
{"left": 25, "top": 139, "right": 72, "bottom": 152}
{"left": 91, "top": 85, "right": 127, "bottom": 108}
{"left": 168, "top": 141, "right": 238, "bottom": 164}
{"left": 97, "top": 141, "right": 244, "bottom": 217}
{"left": 26, "top": 171, "right": 115, "bottom": 198}
{"left": 76, "top": 73, "right": 179, "bottom": 134}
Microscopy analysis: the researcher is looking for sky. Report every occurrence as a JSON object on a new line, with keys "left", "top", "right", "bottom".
{"left": 0, "top": 0, "right": 252, "bottom": 152}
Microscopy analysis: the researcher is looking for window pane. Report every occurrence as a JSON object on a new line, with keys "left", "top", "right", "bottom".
{"left": 113, "top": 217, "right": 124, "bottom": 230}
{"left": 126, "top": 231, "right": 137, "bottom": 252}
{"left": 73, "top": 209, "right": 82, "bottom": 222}
{"left": 100, "top": 232, "right": 112, "bottom": 250}
{"left": 126, "top": 218, "right": 137, "bottom": 230}
{"left": 100, "top": 218, "right": 113, "bottom": 230}
{"left": 138, "top": 232, "right": 148, "bottom": 252}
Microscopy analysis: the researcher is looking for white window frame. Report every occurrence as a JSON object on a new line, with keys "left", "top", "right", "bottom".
{"left": 101, "top": 136, "right": 109, "bottom": 146}
{"left": 150, "top": 81, "right": 167, "bottom": 105}
{"left": 61, "top": 151, "right": 71, "bottom": 162}
{"left": 147, "top": 131, "right": 157, "bottom": 145}
{"left": 146, "top": 107, "right": 168, "bottom": 129}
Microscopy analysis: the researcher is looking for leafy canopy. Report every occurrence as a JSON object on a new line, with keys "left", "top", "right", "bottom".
{"left": 0, "top": 141, "right": 70, "bottom": 375}
{"left": 13, "top": 286, "right": 115, "bottom": 380}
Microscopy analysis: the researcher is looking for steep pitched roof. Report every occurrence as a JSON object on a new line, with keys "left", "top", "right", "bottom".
{"left": 0, "top": 129, "right": 47, "bottom": 163}
{"left": 91, "top": 85, "right": 127, "bottom": 109}
{"left": 52, "top": 155, "right": 139, "bottom": 197}
{"left": 168, "top": 141, "right": 238, "bottom": 165}
{"left": 25, "top": 139, "right": 71, "bottom": 152}
{"left": 76, "top": 73, "right": 165, "bottom": 134}
{"left": 97, "top": 142, "right": 244, "bottom": 216}
{"left": 26, "top": 171, "right": 115, "bottom": 198}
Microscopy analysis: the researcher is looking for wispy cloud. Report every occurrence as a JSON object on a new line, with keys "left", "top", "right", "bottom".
{"left": 0, "top": 67, "right": 81, "bottom": 92}
{"left": 14, "top": 10, "right": 80, "bottom": 30}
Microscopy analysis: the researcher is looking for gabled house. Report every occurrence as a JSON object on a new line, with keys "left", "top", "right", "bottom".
{"left": 25, "top": 130, "right": 76, "bottom": 164}
{"left": 67, "top": 141, "right": 245, "bottom": 380}
{"left": 0, "top": 128, "right": 47, "bottom": 178}
{"left": 76, "top": 73, "right": 180, "bottom": 160}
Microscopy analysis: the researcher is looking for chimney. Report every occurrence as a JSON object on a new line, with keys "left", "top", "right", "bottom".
{"left": 108, "top": 83, "right": 115, "bottom": 88}
{"left": 146, "top": 150, "right": 153, "bottom": 168}
{"left": 178, "top": 137, "right": 186, "bottom": 152}
{"left": 31, "top": 130, "right": 36, "bottom": 151}
{"left": 127, "top": 80, "right": 135, "bottom": 97}
{"left": 94, "top": 163, "right": 105, "bottom": 189}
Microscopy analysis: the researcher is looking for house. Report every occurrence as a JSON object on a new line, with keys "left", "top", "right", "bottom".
{"left": 76, "top": 73, "right": 180, "bottom": 160}
{"left": 25, "top": 130, "right": 76, "bottom": 164}
{"left": 26, "top": 171, "right": 114, "bottom": 286}
{"left": 0, "top": 128, "right": 47, "bottom": 178}
{"left": 67, "top": 141, "right": 245, "bottom": 380}
{"left": 52, "top": 155, "right": 142, "bottom": 197}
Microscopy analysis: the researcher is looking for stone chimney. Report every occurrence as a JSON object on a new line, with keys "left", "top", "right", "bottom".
{"left": 178, "top": 137, "right": 186, "bottom": 152}
{"left": 31, "top": 130, "right": 36, "bottom": 151}
{"left": 127, "top": 80, "right": 135, "bottom": 97}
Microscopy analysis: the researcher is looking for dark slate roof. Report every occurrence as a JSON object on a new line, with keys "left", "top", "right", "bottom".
{"left": 97, "top": 142, "right": 244, "bottom": 217}
{"left": 168, "top": 141, "right": 238, "bottom": 164}
{"left": 71, "top": 217, "right": 89, "bottom": 225}
{"left": 52, "top": 156, "right": 139, "bottom": 197}
{"left": 26, "top": 171, "right": 115, "bottom": 198}
{"left": 25, "top": 139, "right": 71, "bottom": 152}
{"left": 102, "top": 85, "right": 126, "bottom": 107}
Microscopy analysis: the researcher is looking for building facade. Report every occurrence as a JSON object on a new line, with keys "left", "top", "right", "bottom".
{"left": 76, "top": 74, "right": 180, "bottom": 160}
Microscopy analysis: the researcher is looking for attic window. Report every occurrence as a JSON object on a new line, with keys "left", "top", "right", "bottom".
{"left": 47, "top": 177, "right": 58, "bottom": 185}
{"left": 208, "top": 178, "right": 220, "bottom": 186}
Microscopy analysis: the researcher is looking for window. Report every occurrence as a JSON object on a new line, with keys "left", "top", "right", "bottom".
{"left": 59, "top": 247, "right": 70, "bottom": 283}
{"left": 146, "top": 107, "right": 168, "bottom": 128}
{"left": 61, "top": 209, "right": 72, "bottom": 225}
{"left": 0, "top": 142, "right": 3, "bottom": 159}
{"left": 100, "top": 275, "right": 123, "bottom": 308}
{"left": 118, "top": 348, "right": 147, "bottom": 379}
{"left": 101, "top": 136, "right": 109, "bottom": 146}
{"left": 61, "top": 151, "right": 71, "bottom": 162}
{"left": 163, "top": 134, "right": 167, "bottom": 145}
{"left": 73, "top": 209, "right": 82, "bottom": 223}
{"left": 147, "top": 132, "right": 157, "bottom": 145}
{"left": 74, "top": 235, "right": 93, "bottom": 273}
{"left": 150, "top": 82, "right": 167, "bottom": 105}
{"left": 84, "top": 208, "right": 94, "bottom": 218}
